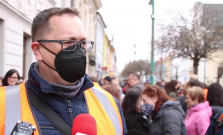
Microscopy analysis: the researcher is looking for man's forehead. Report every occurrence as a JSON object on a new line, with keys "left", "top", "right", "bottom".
{"left": 48, "top": 14, "right": 86, "bottom": 39}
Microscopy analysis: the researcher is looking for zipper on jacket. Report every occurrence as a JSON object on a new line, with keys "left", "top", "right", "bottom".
{"left": 66, "top": 100, "right": 74, "bottom": 120}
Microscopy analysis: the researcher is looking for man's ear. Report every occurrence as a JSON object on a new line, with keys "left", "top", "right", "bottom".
{"left": 31, "top": 42, "right": 43, "bottom": 61}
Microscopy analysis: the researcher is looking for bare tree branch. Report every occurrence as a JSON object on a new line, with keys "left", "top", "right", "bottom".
{"left": 155, "top": 2, "right": 223, "bottom": 74}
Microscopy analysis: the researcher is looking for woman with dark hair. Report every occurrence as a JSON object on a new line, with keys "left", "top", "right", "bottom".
{"left": 2, "top": 69, "right": 20, "bottom": 86}
{"left": 207, "top": 82, "right": 223, "bottom": 117}
{"left": 121, "top": 89, "right": 149, "bottom": 134}
{"left": 141, "top": 85, "right": 186, "bottom": 135}
{"left": 164, "top": 80, "right": 181, "bottom": 100}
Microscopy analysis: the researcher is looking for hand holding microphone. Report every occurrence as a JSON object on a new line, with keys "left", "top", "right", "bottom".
{"left": 72, "top": 114, "right": 97, "bottom": 135}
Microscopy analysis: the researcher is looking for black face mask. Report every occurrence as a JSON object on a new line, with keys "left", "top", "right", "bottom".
{"left": 42, "top": 45, "right": 86, "bottom": 83}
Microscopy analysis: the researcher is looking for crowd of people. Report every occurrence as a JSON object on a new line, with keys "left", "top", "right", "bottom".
{"left": 1, "top": 6, "right": 223, "bottom": 135}
{"left": 92, "top": 73, "right": 223, "bottom": 135}
{"left": 2, "top": 67, "right": 223, "bottom": 135}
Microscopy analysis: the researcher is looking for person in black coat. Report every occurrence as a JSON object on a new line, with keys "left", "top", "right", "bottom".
{"left": 122, "top": 89, "right": 150, "bottom": 134}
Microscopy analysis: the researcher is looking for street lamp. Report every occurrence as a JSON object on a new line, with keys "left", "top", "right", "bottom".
{"left": 172, "top": 58, "right": 181, "bottom": 81}
{"left": 149, "top": 0, "right": 155, "bottom": 85}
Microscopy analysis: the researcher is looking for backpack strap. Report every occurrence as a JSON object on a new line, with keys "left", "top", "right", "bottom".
{"left": 215, "top": 112, "right": 223, "bottom": 134}
{"left": 28, "top": 90, "right": 72, "bottom": 135}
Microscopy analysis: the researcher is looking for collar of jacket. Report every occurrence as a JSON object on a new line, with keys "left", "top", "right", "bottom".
{"left": 153, "top": 100, "right": 185, "bottom": 119}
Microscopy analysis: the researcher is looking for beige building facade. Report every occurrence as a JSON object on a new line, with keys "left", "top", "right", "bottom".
{"left": 0, "top": 0, "right": 75, "bottom": 79}
{"left": 72, "top": 0, "right": 102, "bottom": 77}
{"left": 199, "top": 49, "right": 223, "bottom": 85}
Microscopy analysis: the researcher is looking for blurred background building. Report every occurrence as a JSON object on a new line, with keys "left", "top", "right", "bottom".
{"left": 1, "top": 0, "right": 223, "bottom": 85}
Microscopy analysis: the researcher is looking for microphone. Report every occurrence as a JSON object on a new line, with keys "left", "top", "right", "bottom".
{"left": 72, "top": 114, "right": 97, "bottom": 135}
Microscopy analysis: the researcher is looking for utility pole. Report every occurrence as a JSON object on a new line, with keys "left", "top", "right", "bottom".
{"left": 149, "top": 0, "right": 155, "bottom": 85}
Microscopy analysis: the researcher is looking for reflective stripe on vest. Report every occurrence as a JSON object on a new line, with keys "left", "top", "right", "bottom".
{"left": 0, "top": 83, "right": 40, "bottom": 135}
{"left": 84, "top": 82, "right": 123, "bottom": 135}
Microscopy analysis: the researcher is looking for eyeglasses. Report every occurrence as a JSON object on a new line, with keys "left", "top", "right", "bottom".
{"left": 37, "top": 40, "right": 94, "bottom": 52}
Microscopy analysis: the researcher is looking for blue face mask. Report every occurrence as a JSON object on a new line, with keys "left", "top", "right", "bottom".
{"left": 141, "top": 103, "right": 154, "bottom": 116}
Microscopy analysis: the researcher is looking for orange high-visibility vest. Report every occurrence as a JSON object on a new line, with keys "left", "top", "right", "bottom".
{"left": 0, "top": 82, "right": 123, "bottom": 135}
{"left": 0, "top": 83, "right": 40, "bottom": 135}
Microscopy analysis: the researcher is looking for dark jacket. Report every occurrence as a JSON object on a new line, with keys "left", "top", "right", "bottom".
{"left": 148, "top": 100, "right": 187, "bottom": 135}
{"left": 26, "top": 62, "right": 127, "bottom": 135}
{"left": 211, "top": 106, "right": 223, "bottom": 117}
{"left": 124, "top": 112, "right": 150, "bottom": 134}
{"left": 206, "top": 111, "right": 223, "bottom": 135}
{"left": 179, "top": 96, "right": 187, "bottom": 113}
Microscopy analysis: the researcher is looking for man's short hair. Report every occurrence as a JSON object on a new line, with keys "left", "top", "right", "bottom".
{"left": 104, "top": 76, "right": 112, "bottom": 83}
{"left": 31, "top": 7, "right": 79, "bottom": 42}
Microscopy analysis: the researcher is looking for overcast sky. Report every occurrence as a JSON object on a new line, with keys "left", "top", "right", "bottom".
{"left": 99, "top": 0, "right": 223, "bottom": 73}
